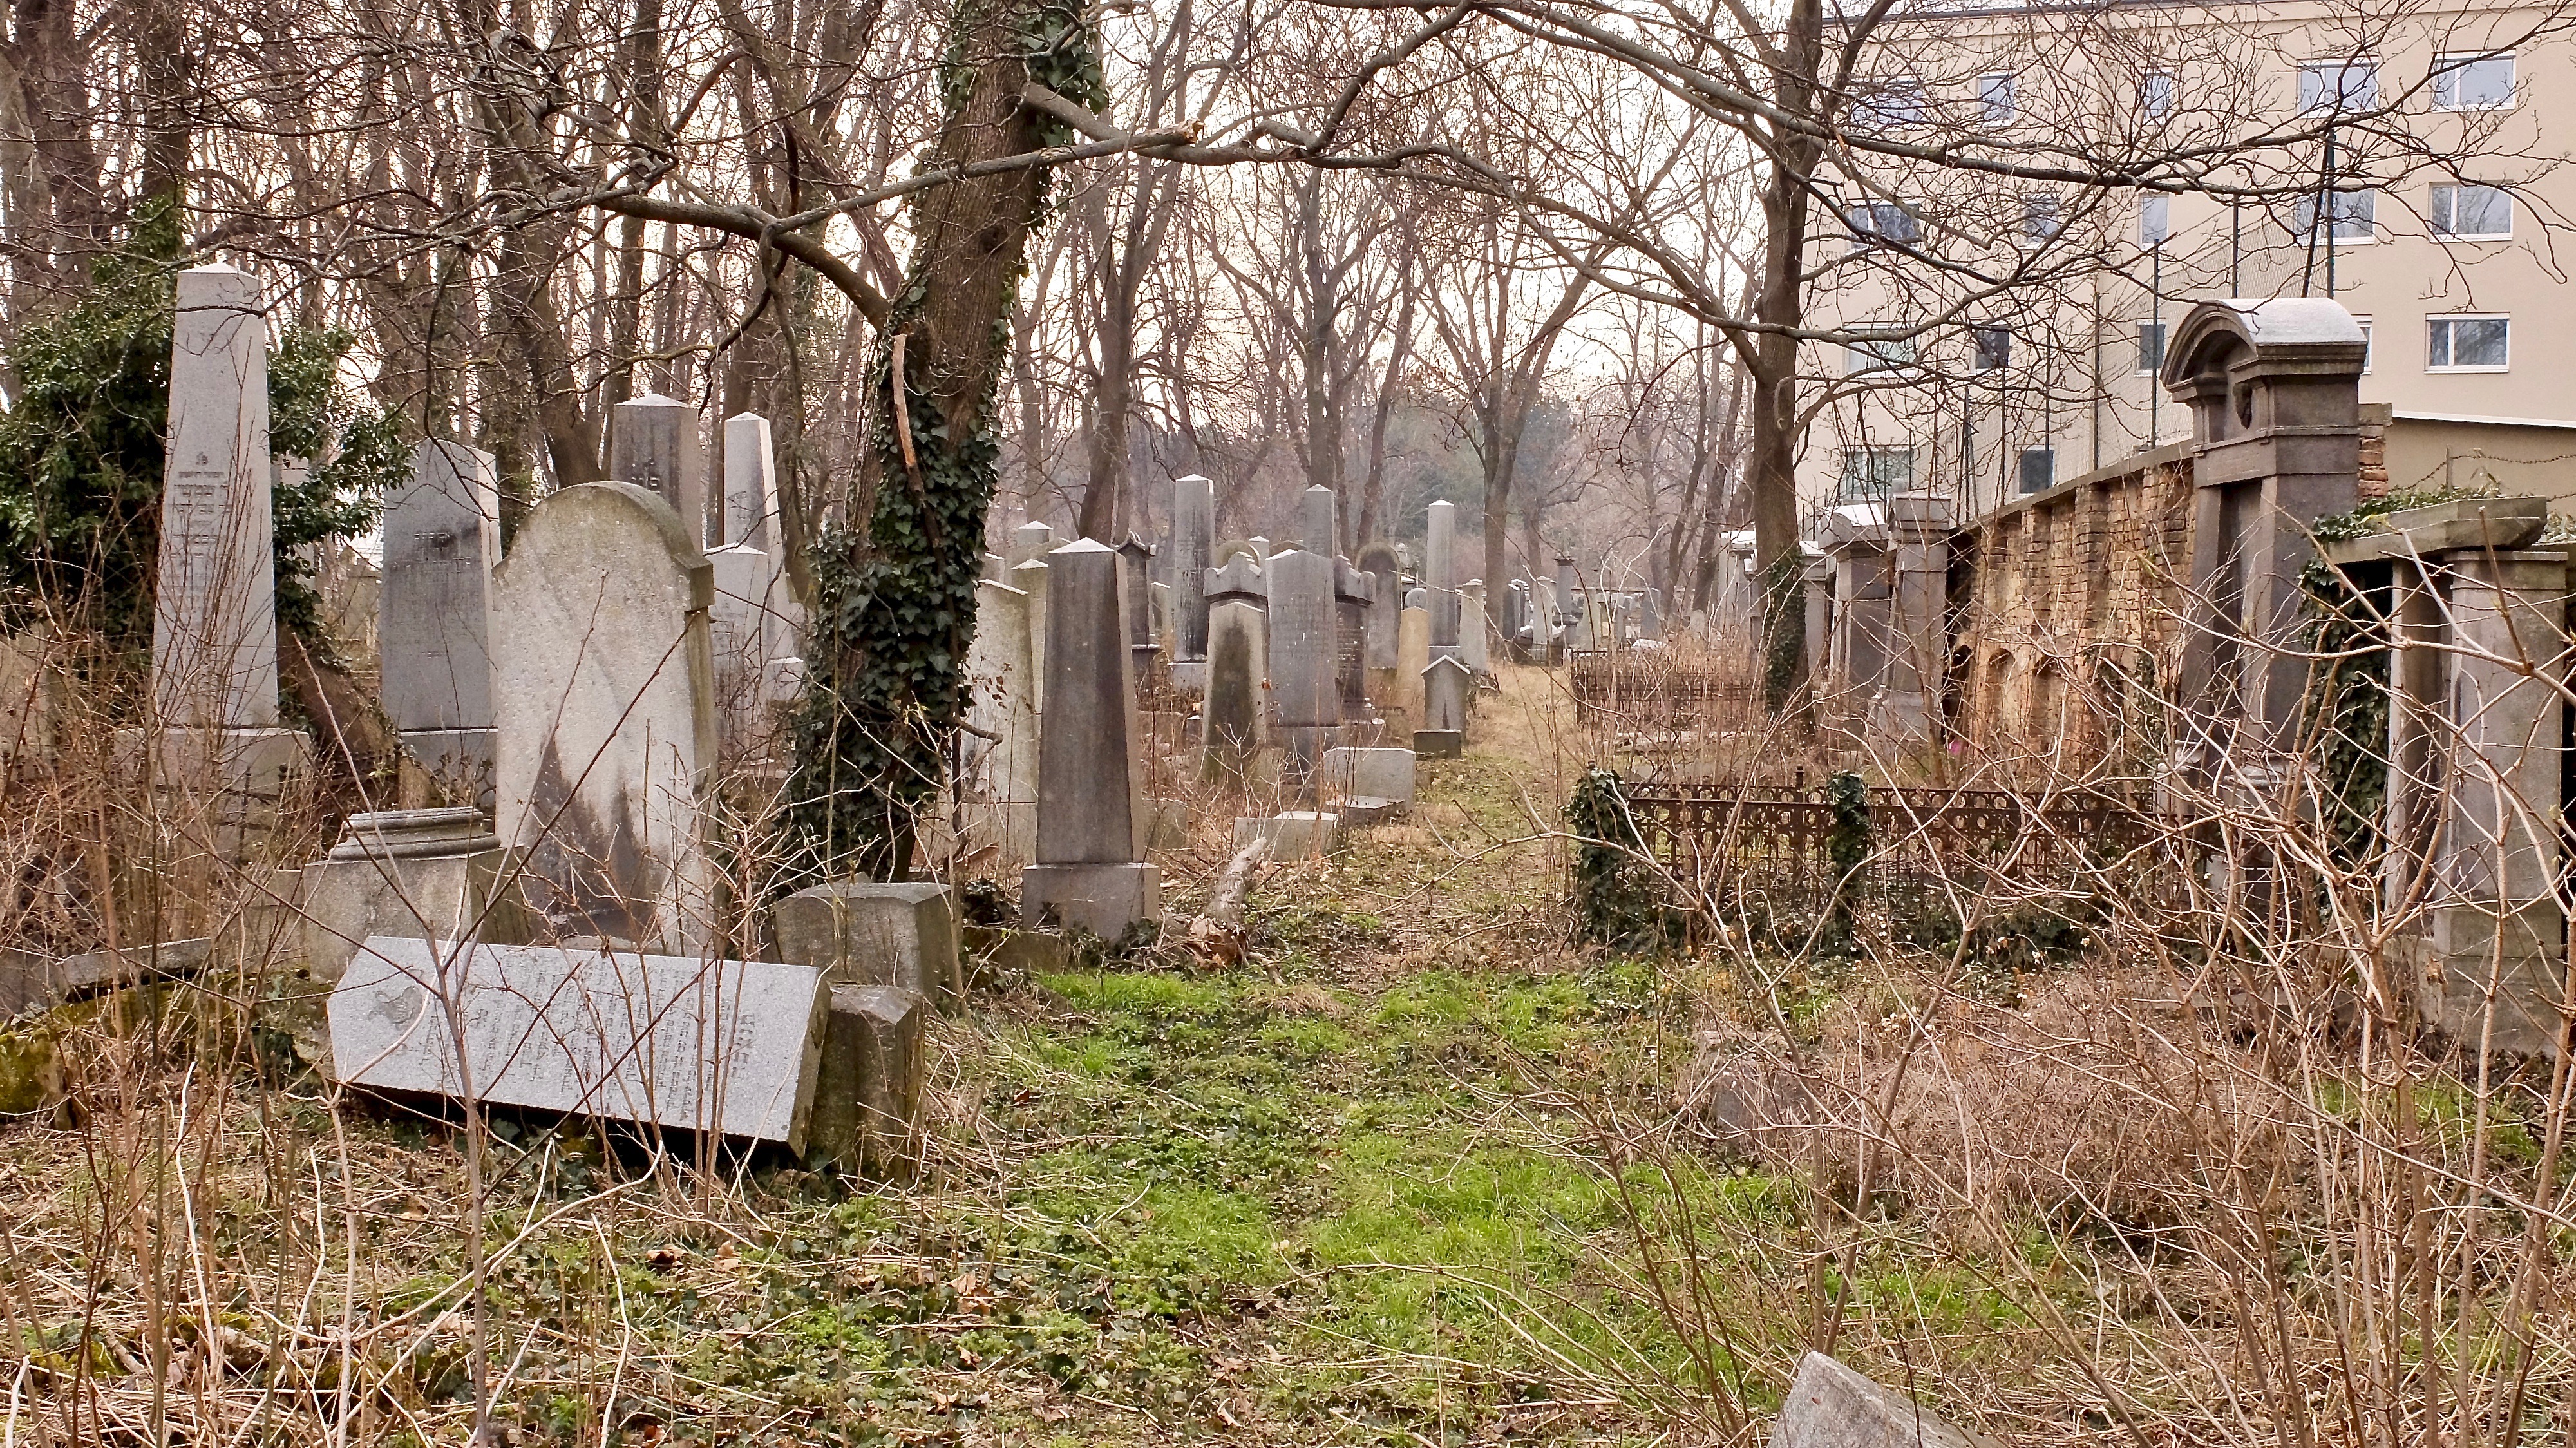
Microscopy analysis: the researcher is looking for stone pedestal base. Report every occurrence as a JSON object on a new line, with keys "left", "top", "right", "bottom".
{"left": 1324, "top": 746, "right": 1416, "bottom": 805}
{"left": 399, "top": 727, "right": 497, "bottom": 810}
{"left": 1338, "top": 796, "right": 1401, "bottom": 827}
{"left": 2417, "top": 900, "right": 2570, "bottom": 1057}
{"left": 1413, "top": 729, "right": 1463, "bottom": 759}
{"left": 773, "top": 881, "right": 963, "bottom": 1011}
{"left": 1021, "top": 862, "right": 1162, "bottom": 940}
{"left": 1234, "top": 811, "right": 1341, "bottom": 858}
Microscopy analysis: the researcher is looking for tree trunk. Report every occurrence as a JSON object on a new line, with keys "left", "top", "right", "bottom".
{"left": 1745, "top": 0, "right": 1823, "bottom": 710}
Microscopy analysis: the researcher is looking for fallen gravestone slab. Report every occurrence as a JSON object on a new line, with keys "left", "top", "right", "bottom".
{"left": 1774, "top": 1351, "right": 2000, "bottom": 1448}
{"left": 327, "top": 938, "right": 828, "bottom": 1150}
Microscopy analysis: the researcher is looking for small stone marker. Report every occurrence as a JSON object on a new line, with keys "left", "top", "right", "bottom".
{"left": 1394, "top": 602, "right": 1430, "bottom": 729}
{"left": 382, "top": 440, "right": 502, "bottom": 800}
{"left": 1117, "top": 534, "right": 1160, "bottom": 680}
{"left": 1301, "top": 485, "right": 1338, "bottom": 555}
{"left": 1774, "top": 1351, "right": 1998, "bottom": 1448}
{"left": 153, "top": 264, "right": 281, "bottom": 734}
{"left": 328, "top": 937, "right": 829, "bottom": 1149}
{"left": 1423, "top": 654, "right": 1471, "bottom": 732}
{"left": 609, "top": 392, "right": 706, "bottom": 542}
{"left": 1265, "top": 548, "right": 1340, "bottom": 781}
{"left": 1023, "top": 541, "right": 1161, "bottom": 937}
{"left": 1233, "top": 810, "right": 1340, "bottom": 859}
{"left": 1323, "top": 746, "right": 1415, "bottom": 806}
{"left": 1461, "top": 579, "right": 1490, "bottom": 676}
{"left": 299, "top": 807, "right": 529, "bottom": 987}
{"left": 722, "top": 412, "right": 777, "bottom": 548}
{"left": 492, "top": 482, "right": 718, "bottom": 953}
{"left": 807, "top": 984, "right": 928, "bottom": 1177}
{"left": 773, "top": 881, "right": 963, "bottom": 1011}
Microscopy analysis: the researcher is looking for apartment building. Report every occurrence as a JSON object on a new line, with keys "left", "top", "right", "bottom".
{"left": 1797, "top": 0, "right": 2576, "bottom": 520}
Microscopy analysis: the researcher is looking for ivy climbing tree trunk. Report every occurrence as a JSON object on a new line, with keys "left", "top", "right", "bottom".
{"left": 785, "top": 0, "right": 1104, "bottom": 883}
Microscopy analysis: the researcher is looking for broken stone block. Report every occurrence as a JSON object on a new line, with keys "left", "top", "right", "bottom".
{"left": 772, "top": 881, "right": 963, "bottom": 1011}
{"left": 1233, "top": 811, "right": 1341, "bottom": 859}
{"left": 1774, "top": 1351, "right": 1999, "bottom": 1448}
{"left": 1323, "top": 745, "right": 1416, "bottom": 806}
{"left": 806, "top": 984, "right": 927, "bottom": 1179}
{"left": 1412, "top": 729, "right": 1463, "bottom": 759}
{"left": 299, "top": 808, "right": 530, "bottom": 986}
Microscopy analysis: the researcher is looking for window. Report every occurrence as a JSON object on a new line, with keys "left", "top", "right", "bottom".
{"left": 1844, "top": 334, "right": 1918, "bottom": 374}
{"left": 2427, "top": 314, "right": 2509, "bottom": 370}
{"left": 2434, "top": 52, "right": 2515, "bottom": 110}
{"left": 2141, "top": 70, "right": 2177, "bottom": 120}
{"left": 2017, "top": 447, "right": 2056, "bottom": 495}
{"left": 1845, "top": 199, "right": 1922, "bottom": 247}
{"left": 1973, "top": 325, "right": 2012, "bottom": 372}
{"left": 2293, "top": 188, "right": 2377, "bottom": 242}
{"left": 2139, "top": 195, "right": 2171, "bottom": 246}
{"left": 2020, "top": 193, "right": 2062, "bottom": 246}
{"left": 1857, "top": 76, "right": 1927, "bottom": 129}
{"left": 2136, "top": 321, "right": 2167, "bottom": 374}
{"left": 1839, "top": 446, "right": 1915, "bottom": 502}
{"left": 2298, "top": 57, "right": 2380, "bottom": 115}
{"left": 2354, "top": 316, "right": 2374, "bottom": 372}
{"left": 2430, "top": 184, "right": 2512, "bottom": 238}
{"left": 1979, "top": 71, "right": 2017, "bottom": 124}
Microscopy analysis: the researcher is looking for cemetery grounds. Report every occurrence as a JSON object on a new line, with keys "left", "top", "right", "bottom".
{"left": 5, "top": 658, "right": 2575, "bottom": 1446}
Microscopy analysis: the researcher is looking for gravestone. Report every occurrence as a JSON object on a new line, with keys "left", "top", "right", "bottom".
{"left": 1357, "top": 541, "right": 1402, "bottom": 673}
{"left": 328, "top": 937, "right": 828, "bottom": 1148}
{"left": 1803, "top": 549, "right": 1834, "bottom": 691}
{"left": 1461, "top": 580, "right": 1490, "bottom": 676}
{"left": 1553, "top": 557, "right": 1580, "bottom": 661}
{"left": 299, "top": 807, "right": 530, "bottom": 986}
{"left": 1425, "top": 500, "right": 1461, "bottom": 658}
{"left": 1334, "top": 559, "right": 1373, "bottom": 722}
{"left": 1117, "top": 535, "right": 1160, "bottom": 682}
{"left": 773, "top": 881, "right": 962, "bottom": 1011}
{"left": 609, "top": 392, "right": 706, "bottom": 543}
{"left": 1200, "top": 556, "right": 1269, "bottom": 785}
{"left": 1248, "top": 535, "right": 1271, "bottom": 564}
{"left": 961, "top": 576, "right": 1039, "bottom": 866}
{"left": 1875, "top": 493, "right": 1951, "bottom": 741}
{"left": 1011, "top": 520, "right": 1057, "bottom": 567}
{"left": 1394, "top": 601, "right": 1430, "bottom": 729}
{"left": 706, "top": 541, "right": 777, "bottom": 756}
{"left": 1023, "top": 541, "right": 1160, "bottom": 937}
{"left": 1418, "top": 654, "right": 1470, "bottom": 757}
{"left": 1323, "top": 745, "right": 1414, "bottom": 809}
{"left": 722, "top": 412, "right": 776, "bottom": 548}
{"left": 1265, "top": 548, "right": 1340, "bottom": 785}
{"left": 492, "top": 482, "right": 718, "bottom": 953}
{"left": 1170, "top": 475, "right": 1215, "bottom": 685}
{"left": 1009, "top": 556, "right": 1050, "bottom": 714}
{"left": 382, "top": 440, "right": 502, "bottom": 803}
{"left": 1774, "top": 1351, "right": 1998, "bottom": 1448}
{"left": 1301, "top": 484, "right": 1338, "bottom": 555}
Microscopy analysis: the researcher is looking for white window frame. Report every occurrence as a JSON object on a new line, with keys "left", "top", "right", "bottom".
{"left": 2427, "top": 314, "right": 2510, "bottom": 373}
{"left": 1978, "top": 71, "right": 2016, "bottom": 125}
{"left": 2295, "top": 188, "right": 2379, "bottom": 244}
{"left": 1844, "top": 334, "right": 1919, "bottom": 376}
{"left": 2141, "top": 70, "right": 2177, "bottom": 120}
{"left": 2019, "top": 193, "right": 2062, "bottom": 248}
{"left": 2433, "top": 52, "right": 2516, "bottom": 111}
{"left": 2298, "top": 57, "right": 2380, "bottom": 115}
{"left": 2430, "top": 183, "right": 2513, "bottom": 240}
{"left": 2352, "top": 316, "right": 2374, "bottom": 372}
{"left": 2139, "top": 194, "right": 2172, "bottom": 247}
{"left": 1859, "top": 75, "right": 1927, "bottom": 129}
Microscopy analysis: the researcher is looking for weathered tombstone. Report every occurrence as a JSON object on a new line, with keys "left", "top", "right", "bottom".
{"left": 492, "top": 482, "right": 718, "bottom": 953}
{"left": 1009, "top": 555, "right": 1050, "bottom": 714}
{"left": 1323, "top": 745, "right": 1415, "bottom": 810}
{"left": 1301, "top": 485, "right": 1338, "bottom": 555}
{"left": 1418, "top": 654, "right": 1470, "bottom": 757}
{"left": 1357, "top": 541, "right": 1402, "bottom": 673}
{"left": 382, "top": 440, "right": 502, "bottom": 803}
{"left": 2163, "top": 298, "right": 2367, "bottom": 774}
{"left": 1265, "top": 548, "right": 1340, "bottom": 785}
{"left": 1234, "top": 810, "right": 1340, "bottom": 859}
{"left": 1248, "top": 535, "right": 1272, "bottom": 564}
{"left": 1803, "top": 549, "right": 1835, "bottom": 689}
{"left": 1875, "top": 493, "right": 1951, "bottom": 741}
{"left": 328, "top": 938, "right": 828, "bottom": 1148}
{"left": 1461, "top": 580, "right": 1490, "bottom": 676}
{"left": 1170, "top": 475, "right": 1215, "bottom": 685}
{"left": 1010, "top": 520, "right": 1057, "bottom": 567}
{"left": 0, "top": 627, "right": 64, "bottom": 767}
{"left": 1821, "top": 505, "right": 1894, "bottom": 734}
{"left": 807, "top": 984, "right": 927, "bottom": 1177}
{"left": 1117, "top": 535, "right": 1160, "bottom": 683}
{"left": 773, "top": 881, "right": 963, "bottom": 1011}
{"left": 707, "top": 541, "right": 779, "bottom": 756}
{"left": 608, "top": 392, "right": 706, "bottom": 543}
{"left": 722, "top": 412, "right": 777, "bottom": 548}
{"left": 1200, "top": 556, "right": 1269, "bottom": 785}
{"left": 1640, "top": 587, "right": 1663, "bottom": 640}
{"left": 1425, "top": 500, "right": 1461, "bottom": 658}
{"left": 299, "top": 807, "right": 530, "bottom": 987}
{"left": 1394, "top": 599, "right": 1430, "bottom": 729}
{"left": 151, "top": 265, "right": 285, "bottom": 737}
{"left": 1774, "top": 1351, "right": 1997, "bottom": 1448}
{"left": 1023, "top": 540, "right": 1161, "bottom": 937}
{"left": 1552, "top": 557, "right": 1580, "bottom": 662}
{"left": 961, "top": 576, "right": 1039, "bottom": 866}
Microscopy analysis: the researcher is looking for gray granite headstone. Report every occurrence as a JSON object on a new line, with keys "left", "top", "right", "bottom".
{"left": 1024, "top": 540, "right": 1160, "bottom": 936}
{"left": 706, "top": 541, "right": 775, "bottom": 754}
{"left": 1423, "top": 654, "right": 1471, "bottom": 733}
{"left": 609, "top": 392, "right": 706, "bottom": 544}
{"left": 1302, "top": 485, "right": 1337, "bottom": 556}
{"left": 1171, "top": 475, "right": 1214, "bottom": 662}
{"left": 1011, "top": 521, "right": 1057, "bottom": 568}
{"left": 153, "top": 264, "right": 279, "bottom": 732}
{"left": 1009, "top": 556, "right": 1049, "bottom": 714}
{"left": 1462, "top": 580, "right": 1491, "bottom": 674}
{"left": 1200, "top": 557, "right": 1268, "bottom": 783}
{"left": 1356, "top": 541, "right": 1401, "bottom": 672}
{"left": 1426, "top": 500, "right": 1461, "bottom": 656}
{"left": 721, "top": 412, "right": 775, "bottom": 548}
{"left": 492, "top": 482, "right": 717, "bottom": 953}
{"left": 961, "top": 576, "right": 1038, "bottom": 865}
{"left": 1265, "top": 548, "right": 1339, "bottom": 779}
{"left": 383, "top": 439, "right": 502, "bottom": 795}
{"left": 328, "top": 937, "right": 827, "bottom": 1149}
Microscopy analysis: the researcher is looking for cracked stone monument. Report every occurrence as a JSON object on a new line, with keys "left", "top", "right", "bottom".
{"left": 493, "top": 482, "right": 719, "bottom": 954}
{"left": 381, "top": 440, "right": 501, "bottom": 806}
{"left": 140, "top": 264, "right": 310, "bottom": 821}
{"left": 1022, "top": 540, "right": 1161, "bottom": 938}
{"left": 774, "top": 881, "right": 963, "bottom": 1012}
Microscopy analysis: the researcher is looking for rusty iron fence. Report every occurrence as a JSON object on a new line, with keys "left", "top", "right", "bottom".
{"left": 1618, "top": 772, "right": 2191, "bottom": 920}
{"left": 1568, "top": 650, "right": 1757, "bottom": 727}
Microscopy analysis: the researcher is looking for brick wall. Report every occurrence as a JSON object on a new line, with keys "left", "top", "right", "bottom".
{"left": 1948, "top": 443, "right": 2197, "bottom": 762}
